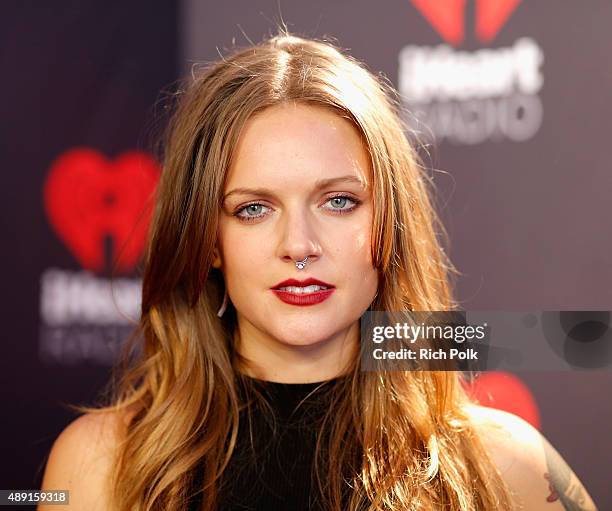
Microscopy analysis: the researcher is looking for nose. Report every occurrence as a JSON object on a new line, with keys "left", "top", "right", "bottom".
{"left": 276, "top": 206, "right": 322, "bottom": 267}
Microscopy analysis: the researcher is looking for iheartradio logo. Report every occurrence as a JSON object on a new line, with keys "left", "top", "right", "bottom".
{"left": 39, "top": 148, "right": 160, "bottom": 365}
{"left": 400, "top": 0, "right": 544, "bottom": 145}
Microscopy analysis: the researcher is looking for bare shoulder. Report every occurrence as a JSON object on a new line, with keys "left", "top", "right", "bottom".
{"left": 38, "top": 408, "right": 134, "bottom": 510}
{"left": 464, "top": 404, "right": 598, "bottom": 511}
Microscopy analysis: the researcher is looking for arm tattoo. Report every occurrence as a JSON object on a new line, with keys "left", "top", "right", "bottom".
{"left": 541, "top": 435, "right": 597, "bottom": 510}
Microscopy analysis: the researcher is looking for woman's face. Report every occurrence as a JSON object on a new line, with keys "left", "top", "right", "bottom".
{"left": 215, "top": 102, "right": 378, "bottom": 361}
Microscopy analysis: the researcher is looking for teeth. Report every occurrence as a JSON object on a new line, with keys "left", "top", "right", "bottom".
{"left": 277, "top": 285, "right": 328, "bottom": 293}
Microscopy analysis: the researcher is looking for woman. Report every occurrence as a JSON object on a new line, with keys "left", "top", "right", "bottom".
{"left": 39, "top": 32, "right": 598, "bottom": 510}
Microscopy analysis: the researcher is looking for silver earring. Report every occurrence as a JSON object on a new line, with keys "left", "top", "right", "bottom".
{"left": 295, "top": 256, "right": 309, "bottom": 270}
{"left": 217, "top": 288, "right": 228, "bottom": 317}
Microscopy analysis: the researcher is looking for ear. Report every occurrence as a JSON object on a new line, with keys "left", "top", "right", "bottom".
{"left": 211, "top": 246, "right": 223, "bottom": 269}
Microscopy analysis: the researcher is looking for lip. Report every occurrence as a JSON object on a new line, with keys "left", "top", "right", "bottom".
{"left": 270, "top": 277, "right": 336, "bottom": 307}
{"left": 271, "top": 277, "right": 335, "bottom": 289}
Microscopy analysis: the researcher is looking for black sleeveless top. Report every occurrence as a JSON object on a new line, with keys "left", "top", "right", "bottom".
{"left": 188, "top": 374, "right": 349, "bottom": 511}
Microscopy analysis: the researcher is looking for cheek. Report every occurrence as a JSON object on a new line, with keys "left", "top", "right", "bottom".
{"left": 351, "top": 214, "right": 378, "bottom": 288}
{"left": 353, "top": 230, "right": 371, "bottom": 259}
{"left": 335, "top": 211, "right": 374, "bottom": 265}
{"left": 331, "top": 217, "right": 378, "bottom": 290}
{"left": 216, "top": 221, "right": 243, "bottom": 276}
{"left": 217, "top": 222, "right": 270, "bottom": 287}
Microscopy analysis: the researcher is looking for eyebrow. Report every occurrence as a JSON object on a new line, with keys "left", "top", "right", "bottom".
{"left": 223, "top": 175, "right": 367, "bottom": 201}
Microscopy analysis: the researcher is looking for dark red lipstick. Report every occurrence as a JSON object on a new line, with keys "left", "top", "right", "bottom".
{"left": 271, "top": 278, "right": 335, "bottom": 306}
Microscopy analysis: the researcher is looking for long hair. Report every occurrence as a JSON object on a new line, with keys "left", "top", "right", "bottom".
{"left": 78, "top": 31, "right": 517, "bottom": 510}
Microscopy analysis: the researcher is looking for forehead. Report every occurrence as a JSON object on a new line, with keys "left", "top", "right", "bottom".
{"left": 225, "top": 102, "right": 371, "bottom": 190}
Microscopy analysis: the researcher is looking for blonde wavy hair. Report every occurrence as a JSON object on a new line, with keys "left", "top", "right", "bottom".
{"left": 78, "top": 31, "right": 517, "bottom": 510}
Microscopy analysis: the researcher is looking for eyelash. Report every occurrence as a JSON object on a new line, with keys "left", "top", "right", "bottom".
{"left": 233, "top": 194, "right": 362, "bottom": 223}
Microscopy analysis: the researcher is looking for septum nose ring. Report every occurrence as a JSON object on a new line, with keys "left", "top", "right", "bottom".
{"left": 295, "top": 256, "right": 309, "bottom": 270}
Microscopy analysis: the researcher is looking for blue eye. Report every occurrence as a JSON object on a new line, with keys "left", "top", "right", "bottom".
{"left": 326, "top": 196, "right": 354, "bottom": 211}
{"left": 234, "top": 203, "right": 270, "bottom": 222}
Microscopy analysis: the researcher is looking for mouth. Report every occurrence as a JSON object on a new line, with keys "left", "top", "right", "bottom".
{"left": 271, "top": 277, "right": 334, "bottom": 291}
{"left": 271, "top": 278, "right": 335, "bottom": 306}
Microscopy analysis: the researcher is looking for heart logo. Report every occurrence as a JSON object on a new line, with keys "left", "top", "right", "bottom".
{"left": 476, "top": 0, "right": 523, "bottom": 43}
{"left": 410, "top": 0, "right": 523, "bottom": 45}
{"left": 44, "top": 148, "right": 160, "bottom": 274}
{"left": 411, "top": 0, "right": 467, "bottom": 46}
{"left": 462, "top": 371, "right": 541, "bottom": 429}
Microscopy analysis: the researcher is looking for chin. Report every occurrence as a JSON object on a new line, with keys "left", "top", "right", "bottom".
{"left": 271, "top": 323, "right": 337, "bottom": 347}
